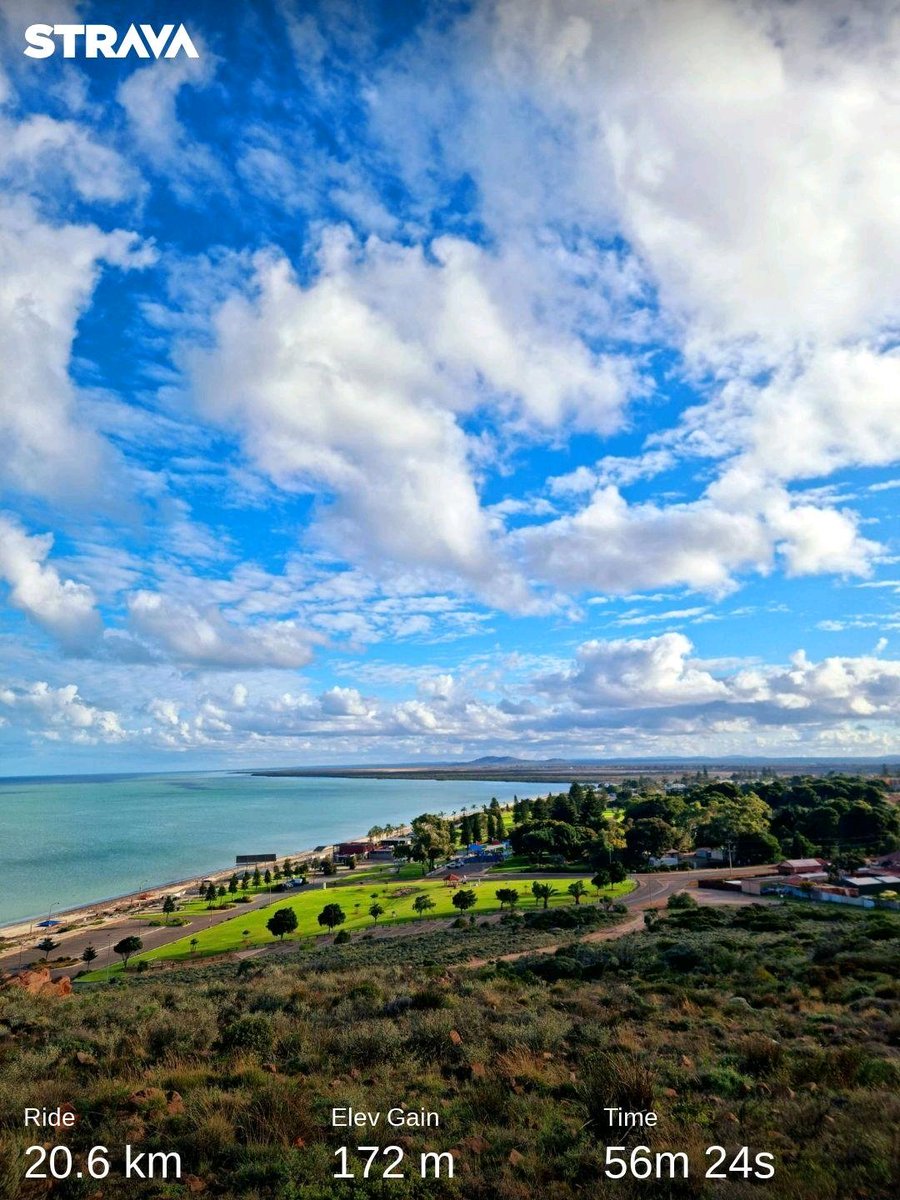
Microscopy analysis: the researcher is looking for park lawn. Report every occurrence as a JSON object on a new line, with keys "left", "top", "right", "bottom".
{"left": 87, "top": 877, "right": 628, "bottom": 977}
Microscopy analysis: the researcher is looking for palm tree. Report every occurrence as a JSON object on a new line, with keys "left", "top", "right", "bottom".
{"left": 567, "top": 880, "right": 588, "bottom": 906}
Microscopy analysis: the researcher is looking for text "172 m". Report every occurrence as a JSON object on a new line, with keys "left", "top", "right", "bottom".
{"left": 334, "top": 1145, "right": 454, "bottom": 1179}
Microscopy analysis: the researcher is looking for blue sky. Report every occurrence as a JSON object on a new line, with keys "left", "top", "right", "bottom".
{"left": 2, "top": 0, "right": 900, "bottom": 773}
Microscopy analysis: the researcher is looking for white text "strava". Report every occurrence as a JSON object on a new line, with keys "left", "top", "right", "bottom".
{"left": 24, "top": 24, "right": 199, "bottom": 59}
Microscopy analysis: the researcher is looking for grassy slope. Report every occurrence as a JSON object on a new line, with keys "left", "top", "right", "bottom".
{"left": 87, "top": 878, "right": 633, "bottom": 976}
{"left": 2, "top": 902, "right": 897, "bottom": 1200}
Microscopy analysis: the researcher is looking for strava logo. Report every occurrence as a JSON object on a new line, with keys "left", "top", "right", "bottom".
{"left": 24, "top": 23, "right": 200, "bottom": 59}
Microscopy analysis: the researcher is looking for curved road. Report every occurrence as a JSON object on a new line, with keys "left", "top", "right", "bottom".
{"left": 0, "top": 865, "right": 772, "bottom": 981}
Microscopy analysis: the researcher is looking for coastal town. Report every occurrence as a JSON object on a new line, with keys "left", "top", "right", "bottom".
{"left": 3, "top": 771, "right": 897, "bottom": 988}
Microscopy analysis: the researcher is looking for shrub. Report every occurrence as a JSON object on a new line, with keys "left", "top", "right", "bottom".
{"left": 220, "top": 1013, "right": 275, "bottom": 1057}
{"left": 577, "top": 1051, "right": 656, "bottom": 1133}
{"left": 699, "top": 1064, "right": 753, "bottom": 1097}
{"left": 662, "top": 943, "right": 704, "bottom": 972}
{"left": 736, "top": 1033, "right": 783, "bottom": 1075}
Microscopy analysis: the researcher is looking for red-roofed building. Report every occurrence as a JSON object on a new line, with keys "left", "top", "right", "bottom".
{"left": 776, "top": 858, "right": 827, "bottom": 875}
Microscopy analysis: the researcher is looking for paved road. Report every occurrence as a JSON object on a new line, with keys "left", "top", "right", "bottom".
{"left": 0, "top": 864, "right": 770, "bottom": 980}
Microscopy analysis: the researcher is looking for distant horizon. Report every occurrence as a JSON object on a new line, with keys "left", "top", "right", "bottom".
{"left": 3, "top": 751, "right": 899, "bottom": 786}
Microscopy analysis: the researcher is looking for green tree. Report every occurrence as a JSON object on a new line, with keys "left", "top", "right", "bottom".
{"left": 567, "top": 880, "right": 588, "bottom": 905}
{"left": 228, "top": 874, "right": 239, "bottom": 894}
{"left": 531, "top": 882, "right": 556, "bottom": 910}
{"left": 369, "top": 902, "right": 385, "bottom": 925}
{"left": 266, "top": 907, "right": 298, "bottom": 940}
{"left": 412, "top": 895, "right": 435, "bottom": 917}
{"left": 204, "top": 883, "right": 217, "bottom": 906}
{"left": 252, "top": 868, "right": 262, "bottom": 887}
{"left": 451, "top": 888, "right": 477, "bottom": 914}
{"left": 36, "top": 937, "right": 59, "bottom": 957}
{"left": 189, "top": 937, "right": 199, "bottom": 954}
{"left": 495, "top": 887, "right": 520, "bottom": 911}
{"left": 113, "top": 935, "right": 143, "bottom": 970}
{"left": 318, "top": 903, "right": 346, "bottom": 932}
{"left": 591, "top": 868, "right": 611, "bottom": 895}
{"left": 81, "top": 944, "right": 98, "bottom": 967}
{"left": 734, "top": 830, "right": 781, "bottom": 865}
{"left": 624, "top": 818, "right": 677, "bottom": 865}
{"left": 162, "top": 895, "right": 177, "bottom": 924}
{"left": 411, "top": 814, "right": 453, "bottom": 873}
{"left": 698, "top": 793, "right": 772, "bottom": 868}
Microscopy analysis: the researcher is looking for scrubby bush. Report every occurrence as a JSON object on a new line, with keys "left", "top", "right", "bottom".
{"left": 220, "top": 1013, "right": 275, "bottom": 1057}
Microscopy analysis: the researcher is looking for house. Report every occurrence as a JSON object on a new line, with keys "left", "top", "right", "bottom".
{"left": 740, "top": 876, "right": 783, "bottom": 895}
{"left": 482, "top": 841, "right": 511, "bottom": 859}
{"left": 840, "top": 874, "right": 900, "bottom": 895}
{"left": 649, "top": 850, "right": 682, "bottom": 868}
{"left": 337, "top": 841, "right": 375, "bottom": 858}
{"left": 776, "top": 858, "right": 826, "bottom": 875}
{"left": 366, "top": 847, "right": 396, "bottom": 862}
{"left": 692, "top": 847, "right": 726, "bottom": 865}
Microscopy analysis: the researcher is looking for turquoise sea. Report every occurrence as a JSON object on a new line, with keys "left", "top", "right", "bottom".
{"left": 0, "top": 772, "right": 561, "bottom": 926}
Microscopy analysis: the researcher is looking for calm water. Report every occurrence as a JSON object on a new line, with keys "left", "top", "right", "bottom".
{"left": 0, "top": 772, "right": 560, "bottom": 926}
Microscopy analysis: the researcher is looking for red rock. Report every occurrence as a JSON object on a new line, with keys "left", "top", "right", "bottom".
{"left": 184, "top": 1174, "right": 206, "bottom": 1193}
{"left": 127, "top": 1087, "right": 166, "bottom": 1108}
{"left": 460, "top": 1135, "right": 490, "bottom": 1154}
{"left": 4, "top": 968, "right": 72, "bottom": 997}
{"left": 508, "top": 1149, "right": 525, "bottom": 1165}
{"left": 449, "top": 1030, "right": 463, "bottom": 1045}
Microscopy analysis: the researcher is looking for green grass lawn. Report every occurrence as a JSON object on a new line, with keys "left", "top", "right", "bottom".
{"left": 85, "top": 877, "right": 632, "bottom": 978}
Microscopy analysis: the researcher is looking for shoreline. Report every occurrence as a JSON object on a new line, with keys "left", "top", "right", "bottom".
{"left": 0, "top": 778, "right": 558, "bottom": 939}
{"left": 0, "top": 793, "right": 489, "bottom": 942}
